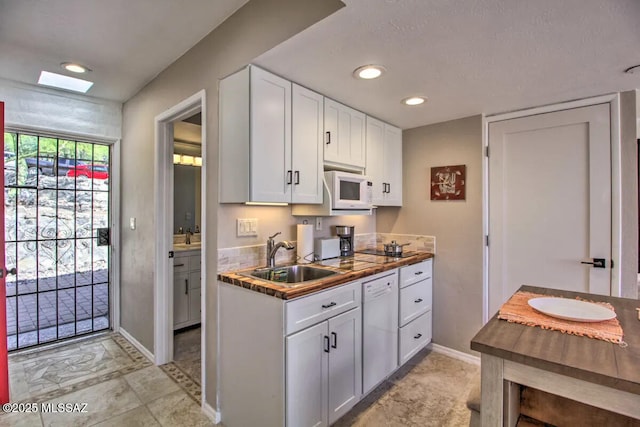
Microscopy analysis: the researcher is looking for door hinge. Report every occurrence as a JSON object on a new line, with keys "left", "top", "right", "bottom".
{"left": 169, "top": 251, "right": 174, "bottom": 258}
{"left": 485, "top": 235, "right": 489, "bottom": 246}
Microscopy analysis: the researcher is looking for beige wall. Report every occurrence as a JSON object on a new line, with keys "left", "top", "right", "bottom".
{"left": 218, "top": 204, "right": 375, "bottom": 248}
{"left": 120, "top": 0, "right": 344, "bottom": 410}
{"left": 377, "top": 115, "right": 484, "bottom": 354}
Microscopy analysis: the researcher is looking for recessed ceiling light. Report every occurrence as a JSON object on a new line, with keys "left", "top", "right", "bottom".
{"left": 624, "top": 64, "right": 640, "bottom": 74}
{"left": 402, "top": 96, "right": 427, "bottom": 106}
{"left": 38, "top": 71, "right": 94, "bottom": 93}
{"left": 353, "top": 65, "right": 386, "bottom": 80}
{"left": 61, "top": 62, "right": 90, "bottom": 73}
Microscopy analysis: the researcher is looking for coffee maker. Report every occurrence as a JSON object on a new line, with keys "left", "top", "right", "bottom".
{"left": 335, "top": 225, "right": 355, "bottom": 256}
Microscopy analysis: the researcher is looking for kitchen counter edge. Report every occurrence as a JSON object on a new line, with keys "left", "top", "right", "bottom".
{"left": 217, "top": 252, "right": 434, "bottom": 300}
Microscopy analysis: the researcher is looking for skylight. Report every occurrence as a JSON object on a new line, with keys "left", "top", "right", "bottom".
{"left": 37, "top": 71, "right": 94, "bottom": 93}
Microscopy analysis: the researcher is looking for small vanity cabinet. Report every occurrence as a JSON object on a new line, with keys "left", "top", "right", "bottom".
{"left": 173, "top": 250, "right": 201, "bottom": 330}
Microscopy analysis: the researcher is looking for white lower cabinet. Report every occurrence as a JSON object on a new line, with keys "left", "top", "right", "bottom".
{"left": 398, "top": 259, "right": 433, "bottom": 364}
{"left": 286, "top": 307, "right": 361, "bottom": 426}
{"left": 173, "top": 252, "right": 201, "bottom": 330}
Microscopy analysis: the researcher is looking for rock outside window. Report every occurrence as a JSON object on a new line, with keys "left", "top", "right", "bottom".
{"left": 430, "top": 165, "right": 466, "bottom": 200}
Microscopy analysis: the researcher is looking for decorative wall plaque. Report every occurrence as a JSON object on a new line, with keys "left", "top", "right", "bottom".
{"left": 430, "top": 165, "right": 466, "bottom": 200}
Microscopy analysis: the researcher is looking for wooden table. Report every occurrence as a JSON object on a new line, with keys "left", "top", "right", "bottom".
{"left": 471, "top": 285, "right": 640, "bottom": 426}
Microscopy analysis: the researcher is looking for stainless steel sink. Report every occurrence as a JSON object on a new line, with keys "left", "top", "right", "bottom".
{"left": 245, "top": 265, "right": 338, "bottom": 285}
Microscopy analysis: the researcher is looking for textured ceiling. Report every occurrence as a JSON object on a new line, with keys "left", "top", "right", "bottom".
{"left": 0, "top": 0, "right": 249, "bottom": 101}
{"left": 255, "top": 0, "right": 640, "bottom": 129}
{"left": 1, "top": 0, "right": 638, "bottom": 129}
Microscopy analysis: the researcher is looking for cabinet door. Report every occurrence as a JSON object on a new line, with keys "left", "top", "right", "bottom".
{"left": 324, "top": 99, "right": 340, "bottom": 163}
{"left": 347, "top": 107, "right": 366, "bottom": 169}
{"left": 327, "top": 307, "right": 362, "bottom": 425}
{"left": 292, "top": 84, "right": 323, "bottom": 204}
{"left": 189, "top": 287, "right": 201, "bottom": 324}
{"left": 383, "top": 124, "right": 403, "bottom": 206}
{"left": 188, "top": 270, "right": 201, "bottom": 324}
{"left": 250, "top": 66, "right": 292, "bottom": 203}
{"left": 173, "top": 272, "right": 190, "bottom": 328}
{"left": 286, "top": 322, "right": 329, "bottom": 427}
{"left": 365, "top": 116, "right": 385, "bottom": 205}
{"left": 324, "top": 99, "right": 365, "bottom": 169}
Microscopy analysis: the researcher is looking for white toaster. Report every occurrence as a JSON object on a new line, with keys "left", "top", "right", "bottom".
{"left": 314, "top": 238, "right": 341, "bottom": 260}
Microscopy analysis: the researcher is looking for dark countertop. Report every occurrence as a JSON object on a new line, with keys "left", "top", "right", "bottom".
{"left": 217, "top": 251, "right": 434, "bottom": 300}
{"left": 471, "top": 285, "right": 640, "bottom": 395}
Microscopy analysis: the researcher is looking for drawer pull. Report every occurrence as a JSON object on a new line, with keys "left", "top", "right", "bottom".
{"left": 174, "top": 263, "right": 185, "bottom": 267}
{"left": 414, "top": 271, "right": 423, "bottom": 276}
{"left": 414, "top": 298, "right": 423, "bottom": 303}
{"left": 331, "top": 332, "right": 337, "bottom": 349}
{"left": 321, "top": 302, "right": 337, "bottom": 309}
{"left": 414, "top": 333, "right": 422, "bottom": 340}
{"left": 324, "top": 335, "right": 330, "bottom": 353}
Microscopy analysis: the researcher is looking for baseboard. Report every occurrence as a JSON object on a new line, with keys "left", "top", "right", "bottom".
{"left": 119, "top": 327, "right": 155, "bottom": 362}
{"left": 202, "top": 401, "right": 221, "bottom": 424}
{"left": 430, "top": 343, "right": 480, "bottom": 366}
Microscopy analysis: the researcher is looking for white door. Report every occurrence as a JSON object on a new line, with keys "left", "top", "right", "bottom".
{"left": 286, "top": 322, "right": 328, "bottom": 427}
{"left": 488, "top": 103, "right": 611, "bottom": 317}
{"left": 327, "top": 307, "right": 361, "bottom": 425}
{"left": 292, "top": 84, "right": 323, "bottom": 204}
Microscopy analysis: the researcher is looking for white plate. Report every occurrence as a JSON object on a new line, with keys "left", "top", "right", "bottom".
{"left": 527, "top": 297, "right": 616, "bottom": 322}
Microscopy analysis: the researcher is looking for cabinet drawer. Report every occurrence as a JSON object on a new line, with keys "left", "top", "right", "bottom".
{"left": 399, "top": 311, "right": 432, "bottom": 365}
{"left": 173, "top": 256, "right": 189, "bottom": 273}
{"left": 399, "top": 259, "right": 432, "bottom": 289}
{"left": 189, "top": 254, "right": 201, "bottom": 271}
{"left": 399, "top": 278, "right": 432, "bottom": 327}
{"left": 286, "top": 281, "right": 361, "bottom": 335}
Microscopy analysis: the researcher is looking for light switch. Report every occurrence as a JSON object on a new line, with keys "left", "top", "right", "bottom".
{"left": 236, "top": 218, "right": 258, "bottom": 237}
{"left": 130, "top": 217, "right": 136, "bottom": 230}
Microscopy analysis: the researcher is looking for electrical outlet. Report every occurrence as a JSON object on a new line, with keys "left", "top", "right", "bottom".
{"left": 315, "top": 217, "right": 322, "bottom": 231}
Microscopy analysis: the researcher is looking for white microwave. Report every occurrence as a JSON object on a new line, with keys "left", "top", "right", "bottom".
{"left": 324, "top": 171, "right": 373, "bottom": 210}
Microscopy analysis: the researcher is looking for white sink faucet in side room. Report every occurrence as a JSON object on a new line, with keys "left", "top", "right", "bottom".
{"left": 266, "top": 232, "right": 295, "bottom": 268}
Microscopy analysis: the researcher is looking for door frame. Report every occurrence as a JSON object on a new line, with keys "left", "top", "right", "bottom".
{"left": 482, "top": 94, "right": 622, "bottom": 323}
{"left": 153, "top": 91, "right": 206, "bottom": 380}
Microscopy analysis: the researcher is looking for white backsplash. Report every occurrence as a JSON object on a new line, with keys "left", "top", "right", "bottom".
{"left": 217, "top": 233, "right": 435, "bottom": 273}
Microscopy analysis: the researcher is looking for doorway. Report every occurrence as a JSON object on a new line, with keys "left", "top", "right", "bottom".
{"left": 3, "top": 131, "right": 112, "bottom": 350}
{"left": 484, "top": 96, "right": 620, "bottom": 320}
{"left": 153, "top": 91, "right": 206, "bottom": 399}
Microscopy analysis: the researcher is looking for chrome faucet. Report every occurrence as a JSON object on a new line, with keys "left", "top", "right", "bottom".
{"left": 266, "top": 232, "right": 295, "bottom": 268}
{"left": 185, "top": 227, "right": 193, "bottom": 245}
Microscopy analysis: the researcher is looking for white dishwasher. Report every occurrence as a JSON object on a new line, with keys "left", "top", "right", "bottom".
{"left": 362, "top": 271, "right": 399, "bottom": 394}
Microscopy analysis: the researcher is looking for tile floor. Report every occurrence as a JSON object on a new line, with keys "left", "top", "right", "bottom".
{"left": 1, "top": 330, "right": 479, "bottom": 426}
{"left": 2, "top": 332, "right": 212, "bottom": 427}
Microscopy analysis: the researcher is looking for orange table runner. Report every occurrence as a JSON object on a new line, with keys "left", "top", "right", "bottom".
{"left": 498, "top": 290, "right": 624, "bottom": 344}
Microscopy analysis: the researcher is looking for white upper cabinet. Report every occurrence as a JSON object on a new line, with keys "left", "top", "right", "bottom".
{"left": 324, "top": 99, "right": 366, "bottom": 171}
{"left": 366, "top": 116, "right": 403, "bottom": 206}
{"left": 219, "top": 66, "right": 323, "bottom": 204}
{"left": 292, "top": 84, "right": 324, "bottom": 204}
{"left": 250, "top": 67, "right": 292, "bottom": 203}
